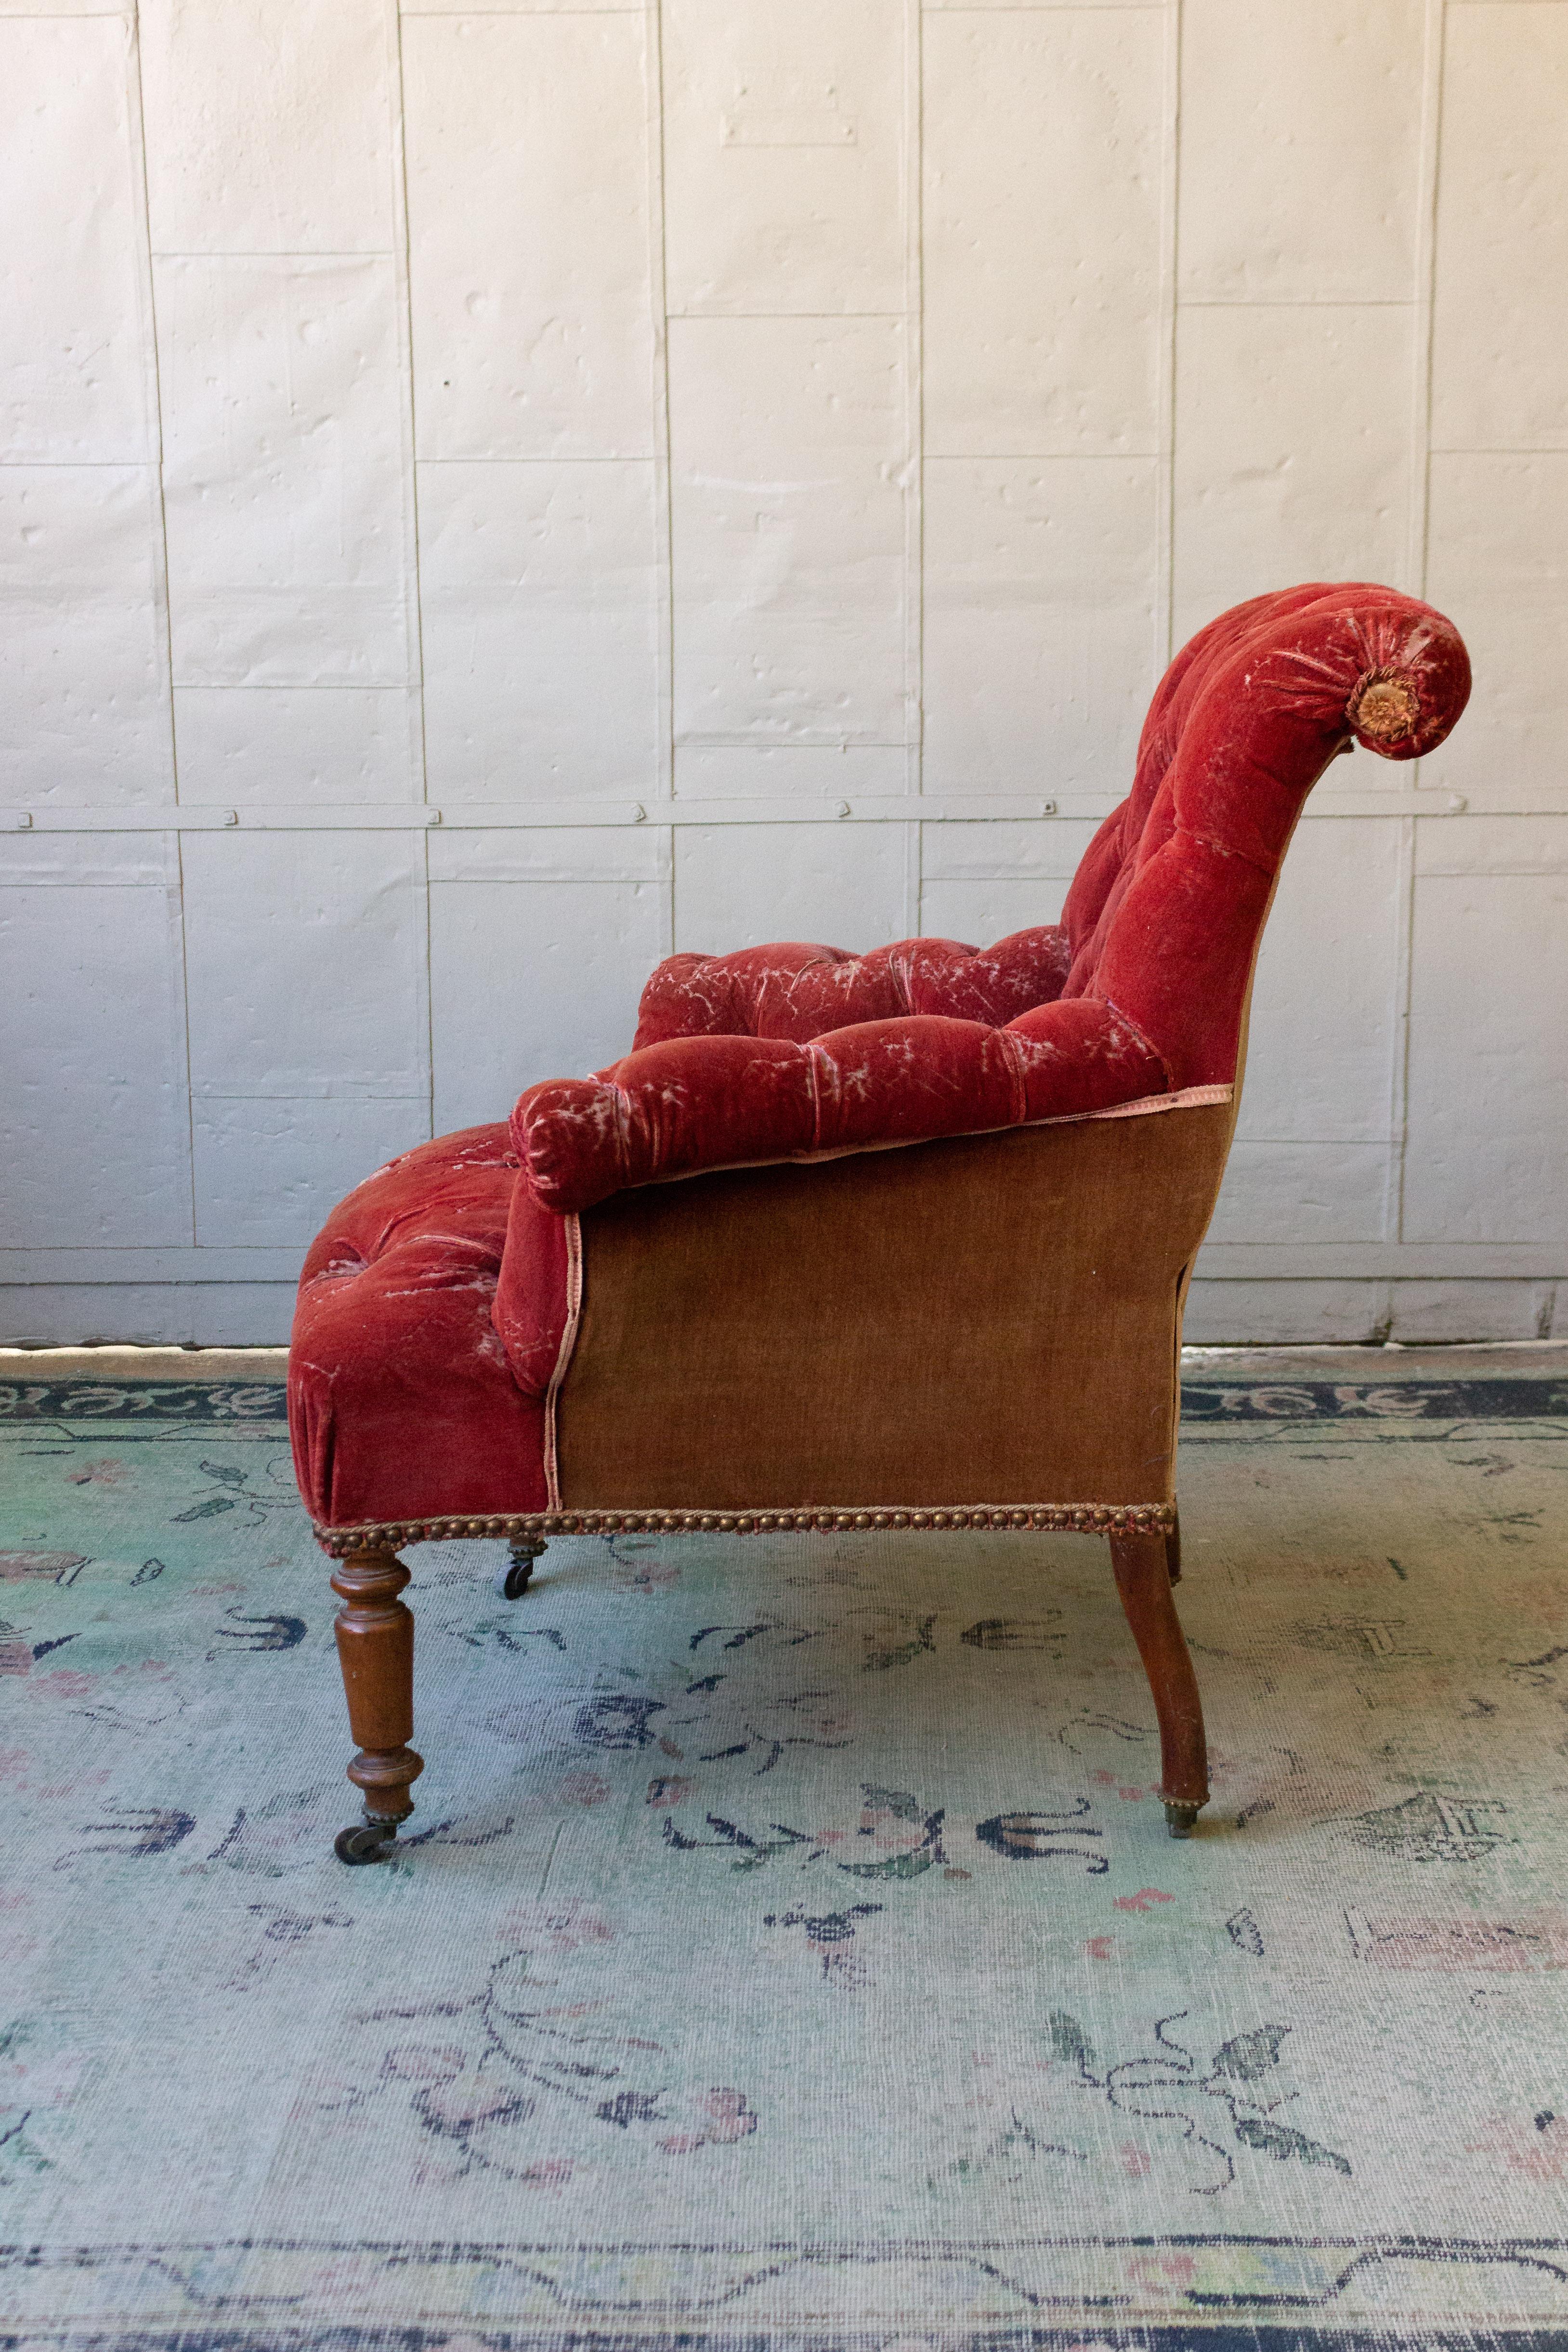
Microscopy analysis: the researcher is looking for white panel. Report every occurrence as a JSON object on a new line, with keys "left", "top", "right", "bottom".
{"left": 157, "top": 257, "right": 412, "bottom": 687}
{"left": 661, "top": 0, "right": 905, "bottom": 317}
{"left": 430, "top": 878, "right": 666, "bottom": 1129}
{"left": 1184, "top": 1278, "right": 1390, "bottom": 1347}
{"left": 674, "top": 822, "right": 909, "bottom": 953}
{"left": 676, "top": 744, "right": 907, "bottom": 801}
{"left": 1171, "top": 305, "right": 1414, "bottom": 648}
{"left": 919, "top": 875, "right": 1071, "bottom": 943}
{"left": 0, "top": 881, "right": 190, "bottom": 1247}
{"left": 1206, "top": 1141, "right": 1389, "bottom": 1246}
{"left": 194, "top": 1098, "right": 420, "bottom": 1246}
{"left": 173, "top": 689, "right": 417, "bottom": 804}
{"left": 1417, "top": 817, "right": 1568, "bottom": 881}
{"left": 1405, "top": 848, "right": 1568, "bottom": 1246}
{"left": 1236, "top": 819, "right": 1405, "bottom": 1147}
{"left": 923, "top": 10, "right": 1163, "bottom": 457}
{"left": 669, "top": 316, "right": 906, "bottom": 743}
{"left": 0, "top": 17, "right": 151, "bottom": 462}
{"left": 0, "top": 836, "right": 168, "bottom": 888}
{"left": 1387, "top": 1282, "right": 1553, "bottom": 1346}
{"left": 403, "top": 14, "right": 656, "bottom": 460}
{"left": 920, "top": 818, "right": 1098, "bottom": 881}
{"left": 1178, "top": 0, "right": 1424, "bottom": 303}
{"left": 405, "top": 0, "right": 639, "bottom": 10}
{"left": 1423, "top": 454, "right": 1568, "bottom": 807}
{"left": 139, "top": 0, "right": 396, "bottom": 255}
{"left": 418, "top": 460, "right": 660, "bottom": 801}
{"left": 0, "top": 1283, "right": 295, "bottom": 1348}
{"left": 182, "top": 832, "right": 425, "bottom": 1095}
{"left": 429, "top": 827, "right": 664, "bottom": 886}
{"left": 1431, "top": 4, "right": 1568, "bottom": 452}
{"left": 0, "top": 467, "right": 173, "bottom": 804}
{"left": 923, "top": 457, "right": 1158, "bottom": 796}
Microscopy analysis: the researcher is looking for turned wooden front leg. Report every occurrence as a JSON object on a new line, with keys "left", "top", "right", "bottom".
{"left": 331, "top": 1544, "right": 423, "bottom": 1827}
{"left": 1110, "top": 1529, "right": 1208, "bottom": 1835}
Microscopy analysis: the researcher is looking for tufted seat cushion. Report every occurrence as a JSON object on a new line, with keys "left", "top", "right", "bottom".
{"left": 288, "top": 1124, "right": 569, "bottom": 1529}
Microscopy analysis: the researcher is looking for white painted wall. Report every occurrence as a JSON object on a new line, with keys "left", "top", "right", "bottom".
{"left": 1, "top": 0, "right": 1564, "bottom": 1346}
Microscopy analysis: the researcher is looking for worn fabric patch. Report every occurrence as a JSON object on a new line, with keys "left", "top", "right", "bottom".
{"left": 1, "top": 1372, "right": 1566, "bottom": 2348}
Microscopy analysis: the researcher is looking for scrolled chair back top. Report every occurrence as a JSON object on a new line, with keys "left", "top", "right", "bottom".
{"left": 1056, "top": 583, "right": 1471, "bottom": 1085}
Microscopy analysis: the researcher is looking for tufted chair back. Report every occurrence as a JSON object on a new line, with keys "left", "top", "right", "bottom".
{"left": 1056, "top": 583, "right": 1470, "bottom": 1087}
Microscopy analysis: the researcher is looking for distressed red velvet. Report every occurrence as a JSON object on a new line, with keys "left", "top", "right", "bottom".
{"left": 510, "top": 585, "right": 1470, "bottom": 1214}
{"left": 289, "top": 1125, "right": 567, "bottom": 1529}
{"left": 290, "top": 583, "right": 1470, "bottom": 1530}
{"left": 633, "top": 928, "right": 1077, "bottom": 1047}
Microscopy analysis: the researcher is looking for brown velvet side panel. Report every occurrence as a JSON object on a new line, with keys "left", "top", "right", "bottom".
{"left": 556, "top": 1102, "right": 1233, "bottom": 1511}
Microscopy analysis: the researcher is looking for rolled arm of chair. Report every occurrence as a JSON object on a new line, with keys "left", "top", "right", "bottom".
{"left": 630, "top": 928, "right": 1074, "bottom": 1048}
{"left": 511, "top": 996, "right": 1168, "bottom": 1214}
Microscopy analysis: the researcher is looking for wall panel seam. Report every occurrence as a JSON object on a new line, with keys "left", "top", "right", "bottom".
{"left": 1392, "top": 0, "right": 1449, "bottom": 1248}
{"left": 127, "top": 3, "right": 195, "bottom": 1244}
{"left": 1157, "top": 0, "right": 1180, "bottom": 668}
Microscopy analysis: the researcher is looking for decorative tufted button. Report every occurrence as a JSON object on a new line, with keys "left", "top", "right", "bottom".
{"left": 1349, "top": 670, "right": 1419, "bottom": 747}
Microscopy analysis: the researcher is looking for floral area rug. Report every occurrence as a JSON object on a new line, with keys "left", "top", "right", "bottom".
{"left": 3, "top": 1366, "right": 1568, "bottom": 2351}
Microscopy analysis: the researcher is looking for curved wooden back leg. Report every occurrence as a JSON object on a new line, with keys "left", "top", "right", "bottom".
{"left": 1110, "top": 1529, "right": 1208, "bottom": 1837}
{"left": 330, "top": 1544, "right": 423, "bottom": 1864}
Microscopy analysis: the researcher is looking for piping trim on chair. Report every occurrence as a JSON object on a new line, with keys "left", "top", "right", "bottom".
{"left": 312, "top": 1499, "right": 1177, "bottom": 1555}
{"left": 1079, "top": 1080, "right": 1232, "bottom": 1124}
{"left": 541, "top": 1210, "right": 583, "bottom": 1513}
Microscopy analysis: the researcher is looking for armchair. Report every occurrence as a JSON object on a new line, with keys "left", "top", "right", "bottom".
{"left": 288, "top": 583, "right": 1470, "bottom": 1862}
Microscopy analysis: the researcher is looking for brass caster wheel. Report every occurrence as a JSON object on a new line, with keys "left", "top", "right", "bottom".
{"left": 1164, "top": 1801, "right": 1202, "bottom": 1840}
{"left": 335, "top": 1820, "right": 399, "bottom": 1866}
{"left": 496, "top": 1539, "right": 546, "bottom": 1601}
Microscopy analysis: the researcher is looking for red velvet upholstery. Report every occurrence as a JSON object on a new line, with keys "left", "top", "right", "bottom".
{"left": 290, "top": 584, "right": 1470, "bottom": 1531}
{"left": 633, "top": 928, "right": 1076, "bottom": 1047}
{"left": 511, "top": 585, "right": 1469, "bottom": 1215}
{"left": 289, "top": 1125, "right": 566, "bottom": 1529}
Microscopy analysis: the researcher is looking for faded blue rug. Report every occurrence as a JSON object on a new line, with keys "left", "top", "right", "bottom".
{"left": 2, "top": 1367, "right": 1568, "bottom": 2349}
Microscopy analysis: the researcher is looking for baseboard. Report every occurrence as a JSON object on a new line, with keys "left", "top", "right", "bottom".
{"left": 1182, "top": 1275, "right": 1560, "bottom": 1346}
{"left": 0, "top": 1274, "right": 1559, "bottom": 1349}
{"left": 0, "top": 1282, "right": 298, "bottom": 1347}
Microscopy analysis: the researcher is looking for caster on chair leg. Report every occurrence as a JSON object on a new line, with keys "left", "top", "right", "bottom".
{"left": 1163, "top": 1801, "right": 1202, "bottom": 1840}
{"left": 334, "top": 1816, "right": 401, "bottom": 1866}
{"left": 497, "top": 1537, "right": 546, "bottom": 1601}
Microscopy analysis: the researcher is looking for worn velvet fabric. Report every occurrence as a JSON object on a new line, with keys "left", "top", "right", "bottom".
{"left": 288, "top": 1126, "right": 566, "bottom": 1530}
{"left": 510, "top": 585, "right": 1470, "bottom": 1215}
{"left": 289, "top": 583, "right": 1471, "bottom": 1532}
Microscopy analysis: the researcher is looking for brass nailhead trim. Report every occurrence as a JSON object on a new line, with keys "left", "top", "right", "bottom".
{"left": 314, "top": 1501, "right": 1175, "bottom": 1555}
